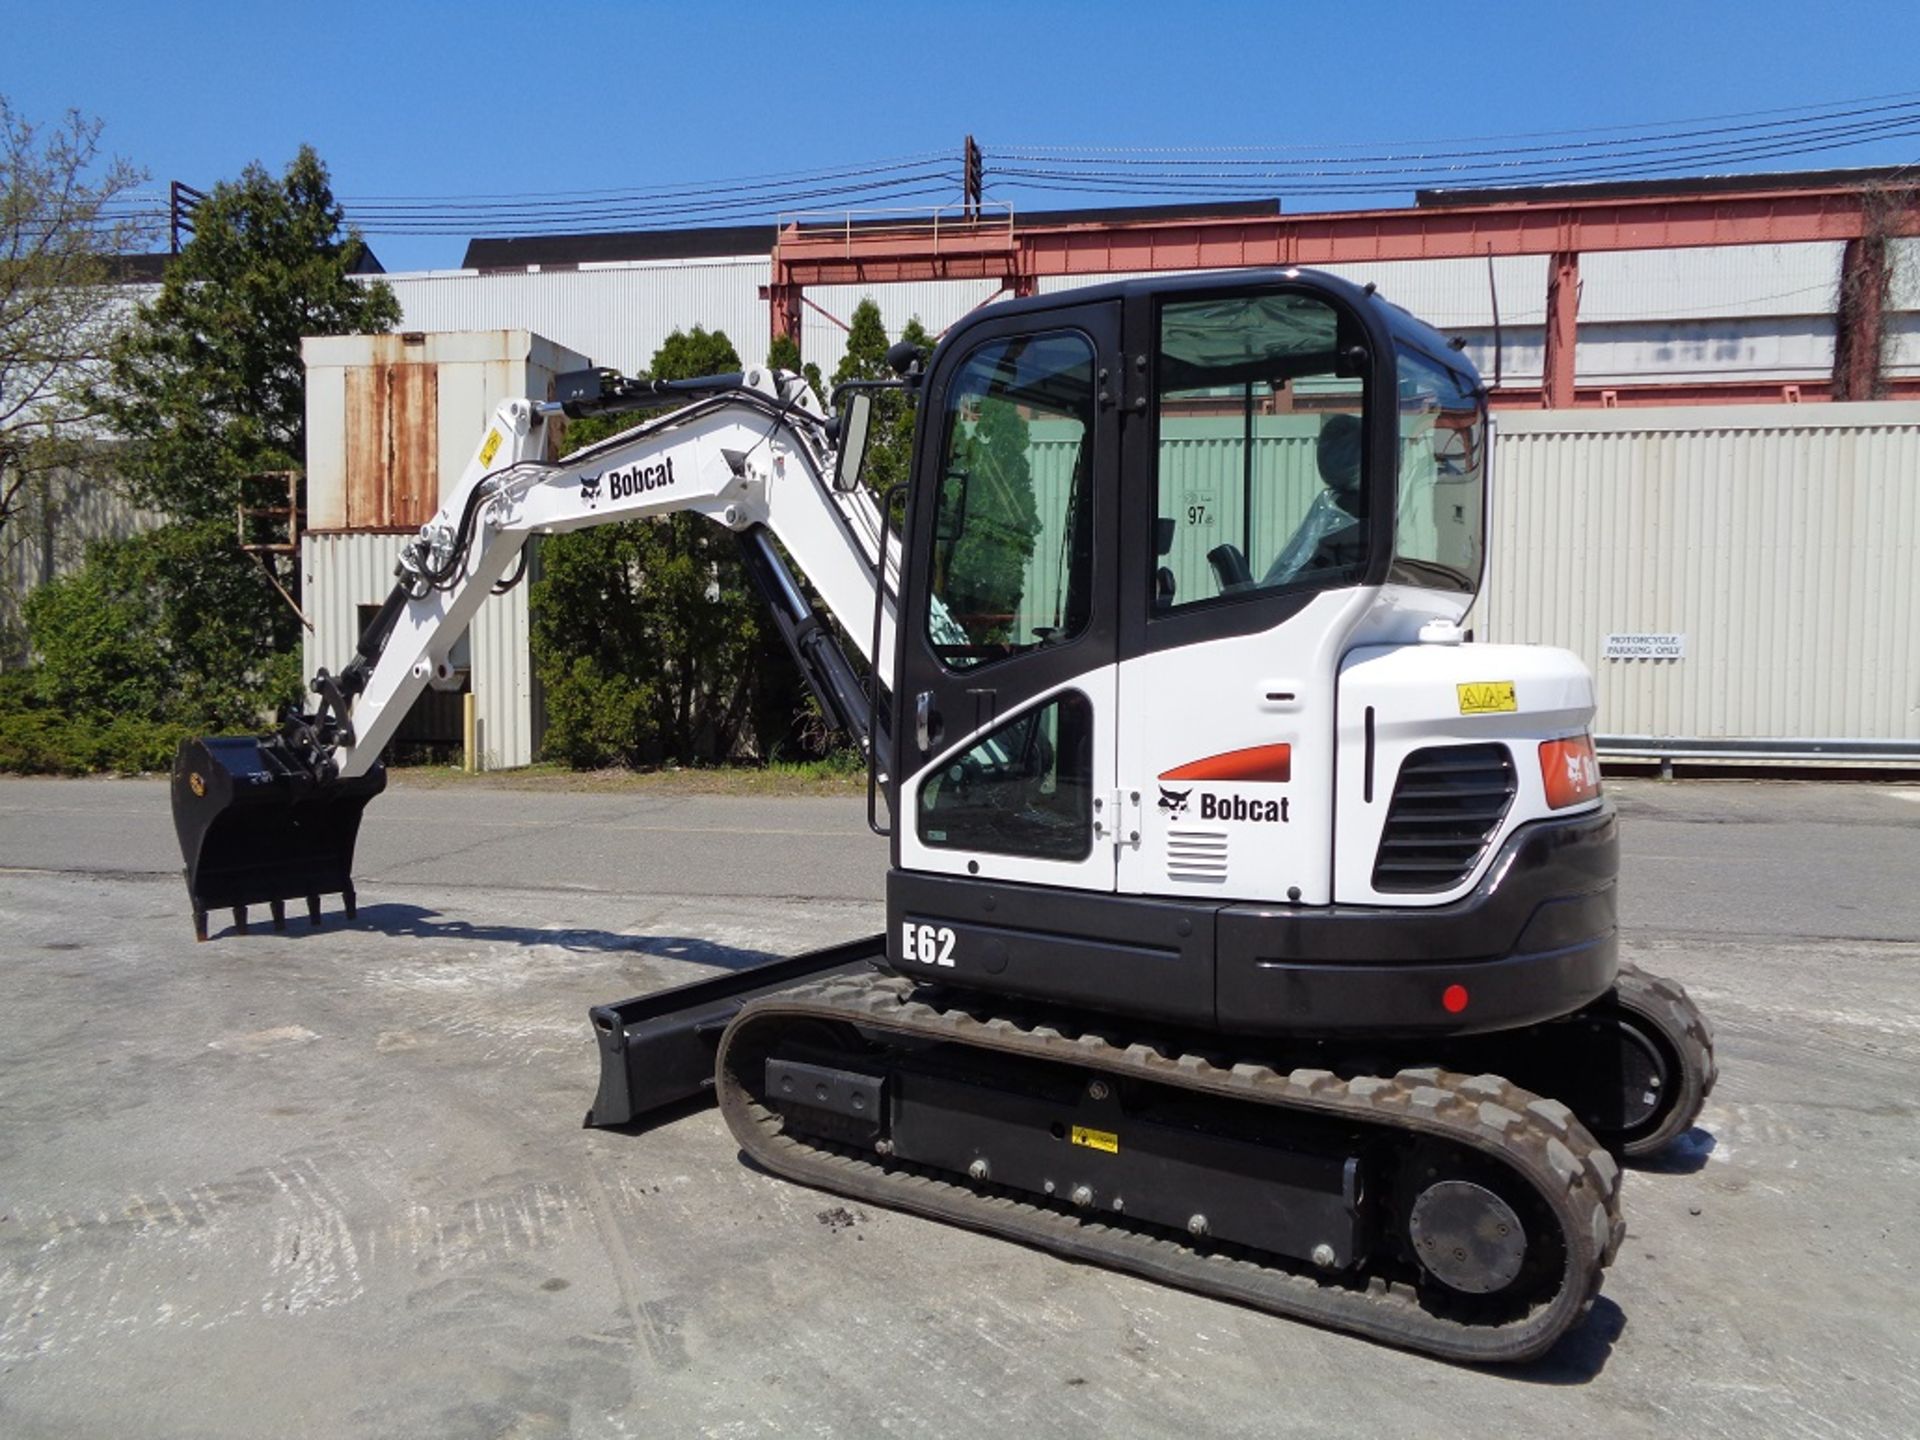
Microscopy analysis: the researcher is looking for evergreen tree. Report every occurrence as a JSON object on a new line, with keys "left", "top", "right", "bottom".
{"left": 828, "top": 299, "right": 931, "bottom": 496}
{"left": 765, "top": 333, "right": 823, "bottom": 404}
{"left": 105, "top": 146, "right": 398, "bottom": 523}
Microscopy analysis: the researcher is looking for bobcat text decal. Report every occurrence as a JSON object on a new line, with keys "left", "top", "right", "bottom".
{"left": 1159, "top": 742, "right": 1293, "bottom": 824}
{"left": 607, "top": 456, "right": 677, "bottom": 500}
{"left": 1198, "top": 792, "right": 1290, "bottom": 823}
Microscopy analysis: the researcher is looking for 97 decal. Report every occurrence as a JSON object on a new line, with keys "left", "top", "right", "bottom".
{"left": 900, "top": 922, "right": 957, "bottom": 968}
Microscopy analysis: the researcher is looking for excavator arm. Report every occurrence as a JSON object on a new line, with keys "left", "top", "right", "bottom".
{"left": 171, "top": 364, "right": 899, "bottom": 937}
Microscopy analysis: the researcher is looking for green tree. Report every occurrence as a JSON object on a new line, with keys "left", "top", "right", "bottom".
{"left": 829, "top": 298, "right": 931, "bottom": 496}
{"left": 105, "top": 146, "right": 398, "bottom": 523}
{"left": 6, "top": 146, "right": 394, "bottom": 769}
{"left": 531, "top": 326, "right": 813, "bottom": 768}
{"left": 648, "top": 323, "right": 739, "bottom": 382}
{"left": 765, "top": 332, "right": 823, "bottom": 404}
{"left": 938, "top": 395, "right": 1038, "bottom": 645}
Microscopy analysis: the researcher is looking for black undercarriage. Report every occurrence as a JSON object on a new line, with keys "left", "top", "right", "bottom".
{"left": 580, "top": 804, "right": 1712, "bottom": 1362}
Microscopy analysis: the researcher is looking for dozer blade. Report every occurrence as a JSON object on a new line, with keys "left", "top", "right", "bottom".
{"left": 171, "top": 736, "right": 386, "bottom": 941}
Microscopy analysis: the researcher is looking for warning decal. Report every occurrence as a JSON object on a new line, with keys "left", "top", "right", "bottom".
{"left": 1070, "top": 1125, "right": 1119, "bottom": 1154}
{"left": 478, "top": 429, "right": 503, "bottom": 467}
{"left": 1457, "top": 681, "right": 1518, "bottom": 715}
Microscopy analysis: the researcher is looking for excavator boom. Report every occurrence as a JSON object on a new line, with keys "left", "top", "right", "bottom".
{"left": 172, "top": 363, "right": 898, "bottom": 937}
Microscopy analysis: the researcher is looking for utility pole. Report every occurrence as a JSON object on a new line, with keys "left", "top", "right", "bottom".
{"left": 963, "top": 135, "right": 982, "bottom": 222}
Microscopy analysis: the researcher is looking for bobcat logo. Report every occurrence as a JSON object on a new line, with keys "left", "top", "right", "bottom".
{"left": 1158, "top": 786, "right": 1192, "bottom": 815}
{"left": 579, "top": 472, "right": 603, "bottom": 505}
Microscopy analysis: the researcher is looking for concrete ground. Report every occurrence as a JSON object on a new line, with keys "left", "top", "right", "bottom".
{"left": 1, "top": 774, "right": 1917, "bottom": 1439}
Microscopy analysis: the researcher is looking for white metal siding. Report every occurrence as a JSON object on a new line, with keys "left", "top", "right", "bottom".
{"left": 382, "top": 259, "right": 770, "bottom": 375}
{"left": 369, "top": 238, "right": 1918, "bottom": 392}
{"left": 302, "top": 531, "right": 540, "bottom": 769}
{"left": 802, "top": 279, "right": 1008, "bottom": 377}
{"left": 1481, "top": 402, "right": 1920, "bottom": 745}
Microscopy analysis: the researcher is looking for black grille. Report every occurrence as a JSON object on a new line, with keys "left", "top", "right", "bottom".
{"left": 1372, "top": 743, "right": 1517, "bottom": 893}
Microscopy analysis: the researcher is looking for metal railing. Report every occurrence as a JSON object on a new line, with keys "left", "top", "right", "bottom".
{"left": 776, "top": 202, "right": 1016, "bottom": 258}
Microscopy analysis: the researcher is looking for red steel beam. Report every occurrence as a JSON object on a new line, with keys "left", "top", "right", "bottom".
{"left": 1542, "top": 250, "right": 1581, "bottom": 409}
{"left": 773, "top": 184, "right": 1919, "bottom": 288}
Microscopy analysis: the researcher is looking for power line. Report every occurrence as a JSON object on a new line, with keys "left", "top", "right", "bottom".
{"left": 987, "top": 110, "right": 1920, "bottom": 188}
{"left": 995, "top": 88, "right": 1920, "bottom": 153}
{"left": 988, "top": 120, "right": 1920, "bottom": 200}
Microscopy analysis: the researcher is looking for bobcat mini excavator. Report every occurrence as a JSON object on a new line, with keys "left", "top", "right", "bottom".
{"left": 172, "top": 269, "right": 1714, "bottom": 1363}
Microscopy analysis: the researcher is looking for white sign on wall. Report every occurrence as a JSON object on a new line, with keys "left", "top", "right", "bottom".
{"left": 1603, "top": 632, "right": 1687, "bottom": 660}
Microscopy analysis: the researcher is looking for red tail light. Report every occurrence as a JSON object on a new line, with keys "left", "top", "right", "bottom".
{"left": 1539, "top": 734, "right": 1602, "bottom": 809}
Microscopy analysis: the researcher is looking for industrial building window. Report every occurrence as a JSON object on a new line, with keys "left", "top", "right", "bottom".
{"left": 1152, "top": 292, "right": 1369, "bottom": 613}
{"left": 1392, "top": 347, "right": 1485, "bottom": 592}
{"left": 926, "top": 331, "right": 1096, "bottom": 670}
{"left": 917, "top": 691, "right": 1093, "bottom": 861}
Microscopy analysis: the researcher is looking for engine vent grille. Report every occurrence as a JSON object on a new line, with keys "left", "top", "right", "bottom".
{"left": 1372, "top": 744, "right": 1516, "bottom": 893}
{"left": 1166, "top": 830, "right": 1229, "bottom": 884}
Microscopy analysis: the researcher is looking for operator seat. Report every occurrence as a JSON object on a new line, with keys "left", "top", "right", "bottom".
{"left": 1154, "top": 517, "right": 1178, "bottom": 610}
{"left": 1261, "top": 412, "right": 1367, "bottom": 585}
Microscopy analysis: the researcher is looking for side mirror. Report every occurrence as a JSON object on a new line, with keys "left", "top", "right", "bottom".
{"left": 833, "top": 390, "right": 874, "bottom": 492}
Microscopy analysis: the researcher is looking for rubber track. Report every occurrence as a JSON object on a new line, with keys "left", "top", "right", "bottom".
{"left": 1612, "top": 963, "right": 1718, "bottom": 1160}
{"left": 716, "top": 973, "right": 1626, "bottom": 1364}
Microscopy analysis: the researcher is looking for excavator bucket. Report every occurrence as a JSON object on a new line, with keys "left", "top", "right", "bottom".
{"left": 171, "top": 736, "right": 386, "bottom": 941}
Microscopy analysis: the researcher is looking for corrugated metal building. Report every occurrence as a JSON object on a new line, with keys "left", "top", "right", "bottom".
{"left": 300, "top": 329, "right": 589, "bottom": 768}
{"left": 1482, "top": 402, "right": 1920, "bottom": 758}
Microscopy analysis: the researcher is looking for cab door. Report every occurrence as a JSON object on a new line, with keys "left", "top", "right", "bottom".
{"left": 893, "top": 301, "right": 1122, "bottom": 894}
{"left": 1114, "top": 282, "right": 1386, "bottom": 905}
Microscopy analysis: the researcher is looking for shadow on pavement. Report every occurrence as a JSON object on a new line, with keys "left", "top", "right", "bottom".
{"left": 211, "top": 901, "right": 787, "bottom": 972}
{"left": 1508, "top": 1295, "right": 1625, "bottom": 1383}
{"left": 590, "top": 1091, "right": 719, "bottom": 1138}
{"left": 1634, "top": 1126, "right": 1716, "bottom": 1175}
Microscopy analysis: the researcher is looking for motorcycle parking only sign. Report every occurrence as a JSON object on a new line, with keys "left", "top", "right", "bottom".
{"left": 1603, "top": 632, "right": 1686, "bottom": 660}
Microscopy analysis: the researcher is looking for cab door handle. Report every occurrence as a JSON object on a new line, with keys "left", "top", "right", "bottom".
{"left": 915, "top": 691, "right": 941, "bottom": 751}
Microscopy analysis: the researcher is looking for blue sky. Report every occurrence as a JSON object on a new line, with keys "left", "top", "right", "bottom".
{"left": 8, "top": 1, "right": 1920, "bottom": 273}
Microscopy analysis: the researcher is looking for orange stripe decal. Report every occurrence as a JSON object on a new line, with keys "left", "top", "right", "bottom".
{"left": 1159, "top": 743, "right": 1292, "bottom": 783}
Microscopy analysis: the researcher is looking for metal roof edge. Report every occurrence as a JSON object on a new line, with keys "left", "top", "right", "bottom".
{"left": 1492, "top": 399, "right": 1920, "bottom": 435}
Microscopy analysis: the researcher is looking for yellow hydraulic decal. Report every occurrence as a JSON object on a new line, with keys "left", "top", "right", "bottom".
{"left": 1070, "top": 1125, "right": 1119, "bottom": 1154}
{"left": 478, "top": 428, "right": 503, "bottom": 467}
{"left": 1457, "top": 681, "right": 1518, "bottom": 715}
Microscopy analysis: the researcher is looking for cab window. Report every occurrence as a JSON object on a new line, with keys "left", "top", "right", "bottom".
{"left": 1151, "top": 293, "right": 1367, "bottom": 613}
{"left": 926, "top": 331, "right": 1096, "bottom": 670}
{"left": 917, "top": 691, "right": 1093, "bottom": 861}
{"left": 1392, "top": 345, "right": 1485, "bottom": 591}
